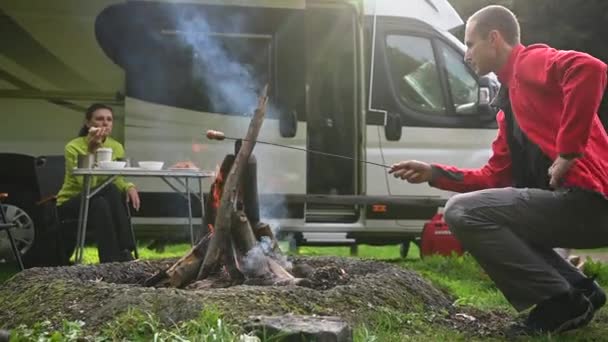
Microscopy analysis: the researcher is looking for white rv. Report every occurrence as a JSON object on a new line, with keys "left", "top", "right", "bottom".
{"left": 0, "top": 0, "right": 498, "bottom": 260}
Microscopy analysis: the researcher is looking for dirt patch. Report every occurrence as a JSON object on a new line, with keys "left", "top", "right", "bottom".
{"left": 0, "top": 256, "right": 512, "bottom": 337}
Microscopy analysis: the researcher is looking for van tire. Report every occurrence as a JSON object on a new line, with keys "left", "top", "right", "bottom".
{"left": 0, "top": 203, "right": 38, "bottom": 267}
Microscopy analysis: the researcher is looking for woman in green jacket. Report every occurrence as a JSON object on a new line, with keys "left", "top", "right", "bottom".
{"left": 56, "top": 103, "right": 140, "bottom": 263}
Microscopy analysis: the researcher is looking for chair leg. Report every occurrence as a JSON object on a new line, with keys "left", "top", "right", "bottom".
{"left": 125, "top": 201, "right": 139, "bottom": 259}
{"left": 5, "top": 229, "right": 24, "bottom": 271}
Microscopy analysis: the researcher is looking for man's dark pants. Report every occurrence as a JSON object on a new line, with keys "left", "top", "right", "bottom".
{"left": 57, "top": 184, "right": 135, "bottom": 263}
{"left": 444, "top": 187, "right": 608, "bottom": 311}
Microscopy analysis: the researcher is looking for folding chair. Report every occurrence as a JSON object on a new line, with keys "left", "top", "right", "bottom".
{"left": 0, "top": 193, "right": 25, "bottom": 271}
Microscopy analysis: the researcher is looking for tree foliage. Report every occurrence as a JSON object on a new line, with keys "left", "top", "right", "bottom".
{"left": 449, "top": 0, "right": 608, "bottom": 125}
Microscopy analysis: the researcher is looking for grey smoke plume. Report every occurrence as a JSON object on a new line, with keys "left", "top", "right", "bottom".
{"left": 242, "top": 236, "right": 292, "bottom": 278}
{"left": 168, "top": 9, "right": 265, "bottom": 116}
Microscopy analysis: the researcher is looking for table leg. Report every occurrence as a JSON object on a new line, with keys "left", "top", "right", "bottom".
{"left": 186, "top": 177, "right": 193, "bottom": 245}
{"left": 76, "top": 175, "right": 93, "bottom": 264}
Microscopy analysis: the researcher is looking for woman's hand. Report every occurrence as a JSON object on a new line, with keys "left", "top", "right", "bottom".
{"left": 127, "top": 187, "right": 141, "bottom": 211}
{"left": 87, "top": 126, "right": 110, "bottom": 152}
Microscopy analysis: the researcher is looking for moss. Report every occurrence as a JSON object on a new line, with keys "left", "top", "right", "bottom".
{"left": 0, "top": 257, "right": 452, "bottom": 334}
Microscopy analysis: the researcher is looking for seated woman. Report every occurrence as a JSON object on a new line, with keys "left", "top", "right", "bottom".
{"left": 56, "top": 103, "right": 140, "bottom": 263}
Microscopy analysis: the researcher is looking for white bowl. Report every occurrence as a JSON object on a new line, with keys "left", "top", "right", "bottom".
{"left": 138, "top": 161, "right": 164, "bottom": 170}
{"left": 98, "top": 161, "right": 126, "bottom": 169}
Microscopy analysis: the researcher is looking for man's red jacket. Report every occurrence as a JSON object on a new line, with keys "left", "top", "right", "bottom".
{"left": 431, "top": 44, "right": 608, "bottom": 197}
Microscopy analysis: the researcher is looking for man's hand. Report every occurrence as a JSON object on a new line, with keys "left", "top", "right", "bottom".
{"left": 127, "top": 187, "right": 141, "bottom": 211}
{"left": 388, "top": 160, "right": 433, "bottom": 183}
{"left": 548, "top": 156, "right": 576, "bottom": 188}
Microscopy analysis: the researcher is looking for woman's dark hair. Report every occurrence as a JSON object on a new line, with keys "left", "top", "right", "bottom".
{"left": 78, "top": 103, "right": 114, "bottom": 136}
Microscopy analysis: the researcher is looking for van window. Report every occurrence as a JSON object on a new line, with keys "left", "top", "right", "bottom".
{"left": 385, "top": 35, "right": 445, "bottom": 115}
{"left": 438, "top": 41, "right": 479, "bottom": 114}
{"left": 126, "top": 32, "right": 274, "bottom": 117}
{"left": 98, "top": 5, "right": 308, "bottom": 119}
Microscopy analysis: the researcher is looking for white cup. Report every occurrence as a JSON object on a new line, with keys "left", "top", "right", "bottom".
{"left": 96, "top": 148, "right": 113, "bottom": 163}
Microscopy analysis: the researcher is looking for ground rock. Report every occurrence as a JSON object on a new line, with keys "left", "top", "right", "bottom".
{"left": 246, "top": 315, "right": 352, "bottom": 342}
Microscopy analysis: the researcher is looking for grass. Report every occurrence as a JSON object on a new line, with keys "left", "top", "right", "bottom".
{"left": 4, "top": 242, "right": 608, "bottom": 341}
{"left": 75, "top": 242, "right": 193, "bottom": 264}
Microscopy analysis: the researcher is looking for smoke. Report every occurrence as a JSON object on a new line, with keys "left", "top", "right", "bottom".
{"left": 259, "top": 201, "right": 287, "bottom": 238}
{"left": 241, "top": 236, "right": 292, "bottom": 278}
{"left": 168, "top": 8, "right": 264, "bottom": 116}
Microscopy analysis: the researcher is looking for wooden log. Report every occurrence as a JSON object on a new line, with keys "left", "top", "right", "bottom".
{"left": 267, "top": 258, "right": 295, "bottom": 279}
{"left": 222, "top": 242, "right": 244, "bottom": 284}
{"left": 144, "top": 232, "right": 212, "bottom": 288}
{"left": 253, "top": 222, "right": 281, "bottom": 253}
{"left": 232, "top": 210, "right": 258, "bottom": 256}
{"left": 197, "top": 86, "right": 269, "bottom": 280}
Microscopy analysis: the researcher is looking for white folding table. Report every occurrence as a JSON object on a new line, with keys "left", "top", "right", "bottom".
{"left": 71, "top": 168, "right": 215, "bottom": 263}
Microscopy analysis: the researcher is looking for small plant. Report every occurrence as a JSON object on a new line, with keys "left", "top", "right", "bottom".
{"left": 99, "top": 306, "right": 242, "bottom": 341}
{"left": 9, "top": 319, "right": 85, "bottom": 341}
{"left": 583, "top": 257, "right": 608, "bottom": 285}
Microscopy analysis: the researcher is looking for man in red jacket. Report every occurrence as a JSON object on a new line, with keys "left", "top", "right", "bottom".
{"left": 390, "top": 5, "right": 608, "bottom": 334}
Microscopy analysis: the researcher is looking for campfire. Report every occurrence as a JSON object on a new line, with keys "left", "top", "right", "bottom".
{"left": 145, "top": 86, "right": 311, "bottom": 289}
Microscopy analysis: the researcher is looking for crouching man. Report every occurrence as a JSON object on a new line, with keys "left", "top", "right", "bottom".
{"left": 389, "top": 5, "right": 608, "bottom": 335}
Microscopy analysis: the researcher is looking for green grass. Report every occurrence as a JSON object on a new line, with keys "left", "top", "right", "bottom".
{"left": 5, "top": 242, "right": 608, "bottom": 341}
{"left": 293, "top": 243, "right": 412, "bottom": 260}
{"left": 75, "top": 242, "right": 192, "bottom": 264}
{"left": 9, "top": 307, "right": 248, "bottom": 342}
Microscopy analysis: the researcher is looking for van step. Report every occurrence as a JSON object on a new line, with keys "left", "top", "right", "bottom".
{"left": 305, "top": 204, "right": 358, "bottom": 223}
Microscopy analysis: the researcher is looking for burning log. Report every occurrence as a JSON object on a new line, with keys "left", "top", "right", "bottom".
{"left": 146, "top": 85, "right": 306, "bottom": 289}
{"left": 196, "top": 86, "right": 269, "bottom": 281}
{"left": 143, "top": 232, "right": 212, "bottom": 288}
{"left": 253, "top": 222, "right": 281, "bottom": 254}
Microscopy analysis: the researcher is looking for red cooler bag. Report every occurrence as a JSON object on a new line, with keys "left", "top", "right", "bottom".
{"left": 420, "top": 213, "right": 463, "bottom": 257}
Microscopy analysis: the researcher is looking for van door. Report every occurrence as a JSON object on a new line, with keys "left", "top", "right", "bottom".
{"left": 305, "top": 2, "right": 362, "bottom": 223}
{"left": 367, "top": 16, "right": 498, "bottom": 228}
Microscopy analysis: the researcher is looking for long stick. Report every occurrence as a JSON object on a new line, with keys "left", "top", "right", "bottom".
{"left": 206, "top": 131, "right": 391, "bottom": 168}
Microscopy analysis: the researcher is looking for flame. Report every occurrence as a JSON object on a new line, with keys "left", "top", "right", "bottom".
{"left": 212, "top": 163, "right": 223, "bottom": 210}
{"left": 206, "top": 164, "right": 224, "bottom": 235}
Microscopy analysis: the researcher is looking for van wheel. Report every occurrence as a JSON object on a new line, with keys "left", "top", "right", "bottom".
{"left": 400, "top": 241, "right": 411, "bottom": 259}
{"left": 0, "top": 204, "right": 36, "bottom": 262}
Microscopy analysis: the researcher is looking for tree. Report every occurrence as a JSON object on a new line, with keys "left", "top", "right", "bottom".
{"left": 449, "top": 0, "right": 608, "bottom": 129}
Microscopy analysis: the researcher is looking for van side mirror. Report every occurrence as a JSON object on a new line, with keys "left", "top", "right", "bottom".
{"left": 385, "top": 112, "right": 402, "bottom": 141}
{"left": 455, "top": 75, "right": 497, "bottom": 117}
{"left": 478, "top": 75, "right": 499, "bottom": 118}
{"left": 279, "top": 109, "right": 298, "bottom": 138}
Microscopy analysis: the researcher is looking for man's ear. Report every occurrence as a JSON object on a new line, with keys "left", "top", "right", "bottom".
{"left": 488, "top": 30, "right": 501, "bottom": 46}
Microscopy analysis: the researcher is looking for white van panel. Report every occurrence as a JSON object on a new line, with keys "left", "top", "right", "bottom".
{"left": 364, "top": 0, "right": 464, "bottom": 31}
{"left": 129, "top": 0, "right": 305, "bottom": 9}
{"left": 382, "top": 125, "right": 495, "bottom": 198}
{"left": 124, "top": 97, "right": 307, "bottom": 196}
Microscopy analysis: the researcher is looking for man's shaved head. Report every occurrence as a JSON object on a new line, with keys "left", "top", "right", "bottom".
{"left": 467, "top": 5, "right": 520, "bottom": 46}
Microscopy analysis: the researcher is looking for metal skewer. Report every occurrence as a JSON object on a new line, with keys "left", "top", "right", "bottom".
{"left": 205, "top": 130, "right": 391, "bottom": 168}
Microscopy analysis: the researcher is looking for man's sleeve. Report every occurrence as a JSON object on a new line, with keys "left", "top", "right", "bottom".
{"left": 551, "top": 50, "right": 607, "bottom": 157}
{"left": 429, "top": 111, "right": 512, "bottom": 192}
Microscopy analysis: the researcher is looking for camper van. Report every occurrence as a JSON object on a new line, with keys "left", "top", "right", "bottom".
{"left": 0, "top": 0, "right": 498, "bottom": 261}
